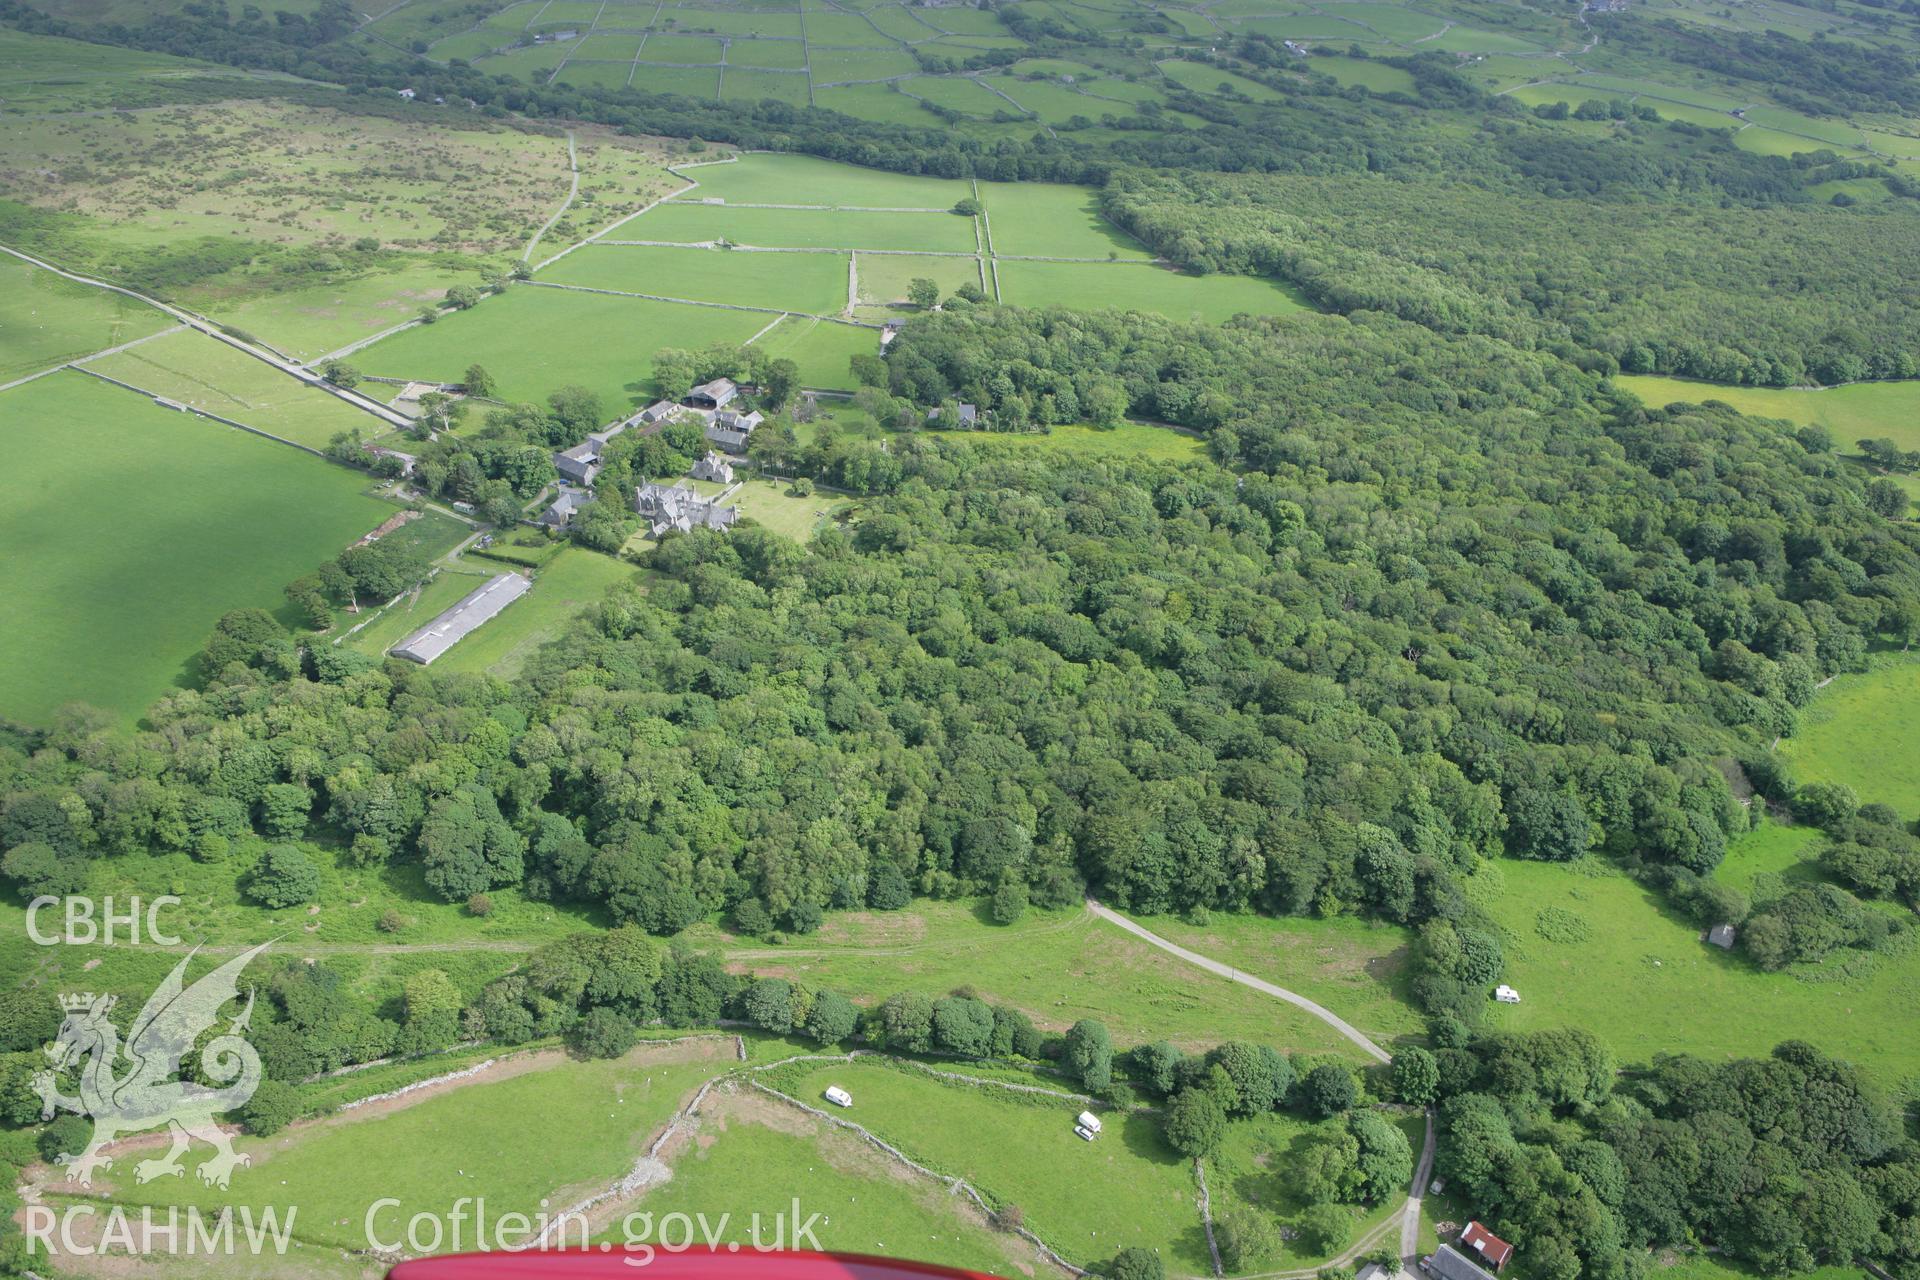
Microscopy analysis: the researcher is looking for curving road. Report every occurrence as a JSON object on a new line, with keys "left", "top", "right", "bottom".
{"left": 1086, "top": 898, "right": 1435, "bottom": 1268}
{"left": 1086, "top": 899, "right": 1392, "bottom": 1063}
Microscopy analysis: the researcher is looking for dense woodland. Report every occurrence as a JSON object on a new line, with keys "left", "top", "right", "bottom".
{"left": 1103, "top": 170, "right": 1920, "bottom": 385}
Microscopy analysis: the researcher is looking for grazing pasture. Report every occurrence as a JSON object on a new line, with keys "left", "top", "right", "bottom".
{"left": 0, "top": 372, "right": 389, "bottom": 725}
{"left": 85, "top": 328, "right": 386, "bottom": 449}
{"left": 1473, "top": 847, "right": 1920, "bottom": 1091}
{"left": 763, "top": 1059, "right": 1211, "bottom": 1273}
{"left": 667, "top": 153, "right": 965, "bottom": 207}
{"left": 97, "top": 1045, "right": 727, "bottom": 1253}
{"left": 185, "top": 261, "right": 476, "bottom": 361}
{"left": 856, "top": 252, "right": 984, "bottom": 307}
{"left": 709, "top": 901, "right": 1380, "bottom": 1057}
{"left": 541, "top": 243, "right": 850, "bottom": 314}
{"left": 978, "top": 182, "right": 1152, "bottom": 259}
{"left": 1616, "top": 374, "right": 1920, "bottom": 455}
{"left": 631, "top": 202, "right": 978, "bottom": 252}
{"left": 0, "top": 258, "right": 172, "bottom": 382}
{"left": 1777, "top": 656, "right": 1920, "bottom": 816}
{"left": 355, "top": 286, "right": 768, "bottom": 413}
{"left": 614, "top": 1102, "right": 1035, "bottom": 1272}
{"left": 753, "top": 315, "right": 878, "bottom": 390}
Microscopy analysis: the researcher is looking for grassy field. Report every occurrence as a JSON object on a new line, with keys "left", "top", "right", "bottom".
{"left": 1777, "top": 654, "right": 1920, "bottom": 815}
{"left": 85, "top": 329, "right": 387, "bottom": 449}
{"left": 186, "top": 261, "right": 479, "bottom": 361}
{"left": 1309, "top": 54, "right": 1418, "bottom": 93}
{"left": 0, "top": 26, "right": 241, "bottom": 111}
{"left": 1616, "top": 374, "right": 1920, "bottom": 455}
{"left": 0, "top": 258, "right": 173, "bottom": 381}
{"left": 356, "top": 286, "right": 768, "bottom": 414}
{"left": 752, "top": 315, "right": 879, "bottom": 390}
{"left": 540, "top": 243, "right": 850, "bottom": 314}
{"left": 1125, "top": 913, "right": 1422, "bottom": 1048}
{"left": 97, "top": 1045, "right": 728, "bottom": 1253}
{"left": 857, "top": 253, "right": 985, "bottom": 308}
{"left": 767, "top": 1059, "right": 1211, "bottom": 1273}
{"left": 434, "top": 546, "right": 644, "bottom": 677}
{"left": 611, "top": 1098, "right": 1037, "bottom": 1272}
{"left": 995, "top": 261, "right": 1309, "bottom": 322}
{"left": 0, "top": 372, "right": 390, "bottom": 725}
{"left": 979, "top": 181, "right": 1153, "bottom": 259}
{"left": 1472, "top": 840, "right": 1920, "bottom": 1095}
{"left": 704, "top": 902, "right": 1385, "bottom": 1059}
{"left": 630, "top": 203, "right": 979, "bottom": 253}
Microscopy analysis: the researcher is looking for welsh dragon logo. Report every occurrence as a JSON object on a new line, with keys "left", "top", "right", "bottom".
{"left": 33, "top": 942, "right": 270, "bottom": 1189}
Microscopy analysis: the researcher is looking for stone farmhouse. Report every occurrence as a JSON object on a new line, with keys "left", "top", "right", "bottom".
{"left": 705, "top": 407, "right": 764, "bottom": 453}
{"left": 635, "top": 481, "right": 738, "bottom": 537}
{"left": 539, "top": 487, "right": 591, "bottom": 530}
{"left": 692, "top": 451, "right": 735, "bottom": 484}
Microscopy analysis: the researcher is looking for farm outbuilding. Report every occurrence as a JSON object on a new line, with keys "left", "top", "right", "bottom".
{"left": 1707, "top": 924, "right": 1736, "bottom": 949}
{"left": 390, "top": 573, "right": 531, "bottom": 665}
{"left": 1423, "top": 1245, "right": 1499, "bottom": 1280}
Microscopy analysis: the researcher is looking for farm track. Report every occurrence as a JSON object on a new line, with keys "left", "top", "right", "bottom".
{"left": 522, "top": 129, "right": 580, "bottom": 261}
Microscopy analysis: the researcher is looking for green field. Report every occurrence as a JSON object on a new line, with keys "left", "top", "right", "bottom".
{"left": 1777, "top": 655, "right": 1920, "bottom": 815}
{"left": 190, "top": 262, "right": 477, "bottom": 361}
{"left": 767, "top": 1059, "right": 1210, "bottom": 1273}
{"left": 434, "top": 546, "right": 645, "bottom": 677}
{"left": 1309, "top": 54, "right": 1418, "bottom": 93}
{"left": 856, "top": 252, "right": 985, "bottom": 308}
{"left": 718, "top": 476, "right": 848, "bottom": 541}
{"left": 633, "top": 203, "right": 979, "bottom": 252}
{"left": 1616, "top": 374, "right": 1920, "bottom": 454}
{"left": 86, "top": 329, "right": 388, "bottom": 449}
{"left": 979, "top": 181, "right": 1152, "bottom": 259}
{"left": 0, "top": 372, "right": 390, "bottom": 725}
{"left": 617, "top": 1104, "right": 1034, "bottom": 1273}
{"left": 1124, "top": 912, "right": 1422, "bottom": 1047}
{"left": 356, "top": 286, "right": 768, "bottom": 414}
{"left": 1473, "top": 841, "right": 1920, "bottom": 1094}
{"left": 98, "top": 1045, "right": 728, "bottom": 1253}
{"left": 707, "top": 902, "right": 1381, "bottom": 1058}
{"left": 541, "top": 243, "right": 850, "bottom": 314}
{"left": 996, "top": 261, "right": 1309, "bottom": 322}
{"left": 1158, "top": 57, "right": 1289, "bottom": 102}
{"left": 0, "top": 259, "right": 174, "bottom": 382}
{"left": 753, "top": 315, "right": 879, "bottom": 390}
{"left": 341, "top": 564, "right": 495, "bottom": 659}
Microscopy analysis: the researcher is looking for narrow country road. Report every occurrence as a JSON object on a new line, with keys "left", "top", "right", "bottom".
{"left": 1403, "top": 1108, "right": 1437, "bottom": 1258}
{"left": 1086, "top": 899, "right": 1392, "bottom": 1063}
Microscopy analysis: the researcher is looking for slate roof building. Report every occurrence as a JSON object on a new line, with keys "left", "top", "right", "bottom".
{"left": 540, "top": 487, "right": 590, "bottom": 529}
{"left": 635, "top": 481, "right": 738, "bottom": 536}
{"left": 554, "top": 442, "right": 601, "bottom": 486}
{"left": 691, "top": 451, "right": 735, "bottom": 484}
{"left": 705, "top": 408, "right": 764, "bottom": 453}
{"left": 1708, "top": 923, "right": 1737, "bottom": 949}
{"left": 688, "top": 377, "right": 739, "bottom": 410}
{"left": 1423, "top": 1245, "right": 1499, "bottom": 1280}
{"left": 552, "top": 419, "right": 631, "bottom": 486}
{"left": 390, "top": 573, "right": 531, "bottom": 665}
{"left": 926, "top": 403, "right": 979, "bottom": 428}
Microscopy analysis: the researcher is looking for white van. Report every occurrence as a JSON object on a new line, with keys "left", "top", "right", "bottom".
{"left": 824, "top": 1085, "right": 853, "bottom": 1108}
{"left": 1076, "top": 1110, "right": 1102, "bottom": 1138}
